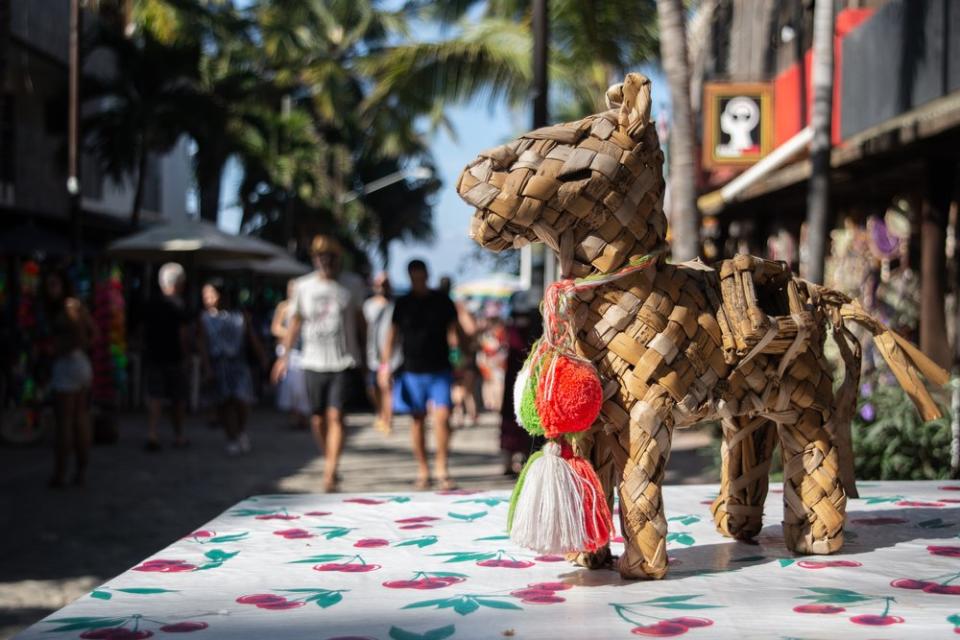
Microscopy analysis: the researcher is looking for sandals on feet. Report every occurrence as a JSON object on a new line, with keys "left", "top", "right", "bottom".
{"left": 414, "top": 475, "right": 432, "bottom": 490}
{"left": 437, "top": 476, "right": 459, "bottom": 491}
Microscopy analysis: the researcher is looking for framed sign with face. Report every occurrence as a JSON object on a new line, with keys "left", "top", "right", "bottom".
{"left": 702, "top": 83, "right": 773, "bottom": 169}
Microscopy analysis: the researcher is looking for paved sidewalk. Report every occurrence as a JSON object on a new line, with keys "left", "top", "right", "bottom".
{"left": 0, "top": 409, "right": 716, "bottom": 638}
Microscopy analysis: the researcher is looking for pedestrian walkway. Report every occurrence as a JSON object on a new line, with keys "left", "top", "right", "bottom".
{"left": 0, "top": 409, "right": 716, "bottom": 638}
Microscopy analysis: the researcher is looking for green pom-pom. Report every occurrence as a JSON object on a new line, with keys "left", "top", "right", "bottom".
{"left": 518, "top": 356, "right": 545, "bottom": 436}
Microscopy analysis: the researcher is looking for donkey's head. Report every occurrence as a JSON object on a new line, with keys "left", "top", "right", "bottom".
{"left": 457, "top": 73, "right": 667, "bottom": 277}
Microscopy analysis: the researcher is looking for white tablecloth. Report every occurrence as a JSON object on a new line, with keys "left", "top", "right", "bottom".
{"left": 18, "top": 481, "right": 960, "bottom": 639}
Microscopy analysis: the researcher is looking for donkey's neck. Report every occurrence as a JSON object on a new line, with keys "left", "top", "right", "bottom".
{"left": 580, "top": 233, "right": 668, "bottom": 278}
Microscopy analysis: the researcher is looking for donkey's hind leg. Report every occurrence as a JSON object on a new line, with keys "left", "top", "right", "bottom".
{"left": 711, "top": 415, "right": 777, "bottom": 540}
{"left": 779, "top": 408, "right": 847, "bottom": 554}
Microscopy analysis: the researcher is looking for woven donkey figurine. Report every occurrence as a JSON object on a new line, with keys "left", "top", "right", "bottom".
{"left": 457, "top": 73, "right": 948, "bottom": 580}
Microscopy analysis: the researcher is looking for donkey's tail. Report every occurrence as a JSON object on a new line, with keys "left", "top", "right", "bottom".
{"left": 816, "top": 287, "right": 949, "bottom": 421}
{"left": 808, "top": 284, "right": 949, "bottom": 498}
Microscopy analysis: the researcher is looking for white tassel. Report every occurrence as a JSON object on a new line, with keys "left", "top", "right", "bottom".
{"left": 513, "top": 364, "right": 531, "bottom": 429}
{"left": 510, "top": 442, "right": 587, "bottom": 554}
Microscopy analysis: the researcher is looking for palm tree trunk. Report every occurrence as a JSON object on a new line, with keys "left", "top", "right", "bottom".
{"left": 656, "top": 0, "right": 699, "bottom": 262}
{"left": 802, "top": 0, "right": 834, "bottom": 284}
{"left": 130, "top": 145, "right": 147, "bottom": 228}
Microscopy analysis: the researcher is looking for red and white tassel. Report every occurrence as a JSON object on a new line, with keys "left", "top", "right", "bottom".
{"left": 509, "top": 441, "right": 587, "bottom": 554}
{"left": 566, "top": 455, "right": 613, "bottom": 552}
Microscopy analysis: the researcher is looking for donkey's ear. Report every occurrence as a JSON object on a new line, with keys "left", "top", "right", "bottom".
{"left": 605, "top": 73, "right": 652, "bottom": 141}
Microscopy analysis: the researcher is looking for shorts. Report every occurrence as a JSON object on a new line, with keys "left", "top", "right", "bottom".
{"left": 393, "top": 370, "right": 453, "bottom": 416}
{"left": 146, "top": 362, "right": 187, "bottom": 403}
{"left": 304, "top": 369, "right": 348, "bottom": 416}
{"left": 50, "top": 350, "right": 93, "bottom": 393}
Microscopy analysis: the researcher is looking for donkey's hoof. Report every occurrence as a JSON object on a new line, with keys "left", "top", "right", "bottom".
{"left": 617, "top": 550, "right": 668, "bottom": 580}
{"left": 711, "top": 497, "right": 764, "bottom": 540}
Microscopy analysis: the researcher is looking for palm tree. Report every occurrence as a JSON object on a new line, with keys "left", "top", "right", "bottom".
{"left": 364, "top": 0, "right": 659, "bottom": 122}
{"left": 656, "top": 0, "right": 699, "bottom": 262}
{"left": 83, "top": 25, "right": 200, "bottom": 227}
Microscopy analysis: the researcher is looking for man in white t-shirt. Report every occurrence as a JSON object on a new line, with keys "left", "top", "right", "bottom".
{"left": 272, "top": 235, "right": 364, "bottom": 492}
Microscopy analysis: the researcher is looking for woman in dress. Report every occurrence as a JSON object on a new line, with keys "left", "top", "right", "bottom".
{"left": 44, "top": 270, "right": 97, "bottom": 487}
{"left": 199, "top": 280, "right": 267, "bottom": 456}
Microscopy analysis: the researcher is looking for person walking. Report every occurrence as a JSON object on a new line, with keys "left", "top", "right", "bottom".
{"left": 143, "top": 263, "right": 191, "bottom": 451}
{"left": 439, "top": 276, "right": 479, "bottom": 428}
{"left": 272, "top": 235, "right": 364, "bottom": 492}
{"left": 362, "top": 273, "right": 400, "bottom": 435}
{"left": 380, "top": 259, "right": 460, "bottom": 490}
{"left": 199, "top": 280, "right": 267, "bottom": 456}
{"left": 271, "top": 279, "right": 309, "bottom": 429}
{"left": 44, "top": 270, "right": 96, "bottom": 488}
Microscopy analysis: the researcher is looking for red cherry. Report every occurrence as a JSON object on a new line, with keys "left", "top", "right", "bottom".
{"left": 476, "top": 559, "right": 502, "bottom": 567}
{"left": 896, "top": 500, "right": 945, "bottom": 507}
{"left": 476, "top": 559, "right": 534, "bottom": 568}
{"left": 826, "top": 560, "right": 862, "bottom": 567}
{"left": 305, "top": 511, "right": 332, "bottom": 516}
{"left": 522, "top": 595, "right": 565, "bottom": 604}
{"left": 534, "top": 555, "right": 565, "bottom": 562}
{"left": 134, "top": 559, "right": 196, "bottom": 573}
{"left": 923, "top": 584, "right": 960, "bottom": 595}
{"left": 927, "top": 545, "right": 960, "bottom": 557}
{"left": 382, "top": 579, "right": 415, "bottom": 589}
{"left": 158, "top": 622, "right": 209, "bottom": 633}
{"left": 891, "top": 578, "right": 932, "bottom": 590}
{"left": 395, "top": 516, "right": 440, "bottom": 524}
{"left": 188, "top": 530, "right": 213, "bottom": 538}
{"left": 850, "top": 614, "right": 904, "bottom": 625}
{"left": 796, "top": 561, "right": 829, "bottom": 569}
{"left": 940, "top": 486, "right": 960, "bottom": 491}
{"left": 237, "top": 594, "right": 286, "bottom": 605}
{"left": 418, "top": 576, "right": 464, "bottom": 589}
{"left": 354, "top": 538, "right": 389, "bottom": 548}
{"left": 631, "top": 622, "right": 687, "bottom": 636}
{"left": 528, "top": 582, "right": 572, "bottom": 591}
{"left": 398, "top": 524, "right": 432, "bottom": 530}
{"left": 343, "top": 498, "right": 385, "bottom": 505}
{"left": 273, "top": 528, "right": 313, "bottom": 539}
{"left": 255, "top": 514, "right": 299, "bottom": 520}
{"left": 666, "top": 617, "right": 712, "bottom": 628}
{"left": 258, "top": 600, "right": 307, "bottom": 610}
{"left": 793, "top": 604, "right": 846, "bottom": 614}
{"left": 940, "top": 499, "right": 960, "bottom": 503}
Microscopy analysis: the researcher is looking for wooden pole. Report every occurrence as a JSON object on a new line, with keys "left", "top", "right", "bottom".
{"left": 68, "top": 0, "right": 83, "bottom": 255}
{"left": 920, "top": 159, "right": 953, "bottom": 369}
{"left": 802, "top": 0, "right": 834, "bottom": 284}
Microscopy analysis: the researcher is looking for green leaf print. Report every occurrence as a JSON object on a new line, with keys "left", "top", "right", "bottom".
{"left": 46, "top": 617, "right": 129, "bottom": 632}
{"left": 388, "top": 625, "right": 456, "bottom": 640}
{"left": 474, "top": 598, "right": 522, "bottom": 610}
{"left": 209, "top": 532, "right": 250, "bottom": 543}
{"left": 90, "top": 591, "right": 111, "bottom": 600}
{"left": 453, "top": 599, "right": 480, "bottom": 615}
{"left": 454, "top": 497, "right": 509, "bottom": 507}
{"left": 289, "top": 554, "right": 346, "bottom": 564}
{"left": 395, "top": 536, "right": 438, "bottom": 548}
{"left": 448, "top": 511, "right": 487, "bottom": 522}
{"left": 641, "top": 595, "right": 700, "bottom": 604}
{"left": 473, "top": 535, "right": 509, "bottom": 541}
{"left": 666, "top": 532, "right": 695, "bottom": 546}
{"left": 115, "top": 588, "right": 178, "bottom": 595}
{"left": 431, "top": 551, "right": 497, "bottom": 563}
{"left": 310, "top": 591, "right": 343, "bottom": 608}
{"left": 948, "top": 613, "right": 960, "bottom": 626}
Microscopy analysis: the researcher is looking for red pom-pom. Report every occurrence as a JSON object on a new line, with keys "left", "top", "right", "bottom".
{"left": 535, "top": 354, "right": 602, "bottom": 438}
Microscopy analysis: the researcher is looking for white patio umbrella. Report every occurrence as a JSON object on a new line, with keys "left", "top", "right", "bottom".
{"left": 207, "top": 253, "right": 311, "bottom": 278}
{"left": 453, "top": 273, "right": 524, "bottom": 300}
{"left": 106, "top": 219, "right": 279, "bottom": 262}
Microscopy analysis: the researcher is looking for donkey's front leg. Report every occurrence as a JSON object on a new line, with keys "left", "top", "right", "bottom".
{"left": 618, "top": 391, "right": 674, "bottom": 579}
{"left": 567, "top": 427, "right": 620, "bottom": 569}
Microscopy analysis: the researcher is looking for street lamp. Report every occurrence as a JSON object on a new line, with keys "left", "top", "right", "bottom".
{"left": 338, "top": 166, "right": 433, "bottom": 204}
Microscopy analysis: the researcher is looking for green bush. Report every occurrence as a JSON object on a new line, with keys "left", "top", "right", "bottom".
{"left": 852, "top": 384, "right": 952, "bottom": 480}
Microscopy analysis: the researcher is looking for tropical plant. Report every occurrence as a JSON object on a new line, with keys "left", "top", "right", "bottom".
{"left": 82, "top": 24, "right": 200, "bottom": 226}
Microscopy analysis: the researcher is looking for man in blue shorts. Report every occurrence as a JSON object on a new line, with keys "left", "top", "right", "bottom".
{"left": 380, "top": 259, "right": 460, "bottom": 490}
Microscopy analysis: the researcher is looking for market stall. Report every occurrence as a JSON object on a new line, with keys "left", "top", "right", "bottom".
{"left": 16, "top": 482, "right": 960, "bottom": 639}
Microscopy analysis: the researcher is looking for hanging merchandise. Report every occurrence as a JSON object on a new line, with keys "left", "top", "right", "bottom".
{"left": 91, "top": 266, "right": 128, "bottom": 406}
{"left": 506, "top": 254, "right": 659, "bottom": 555}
